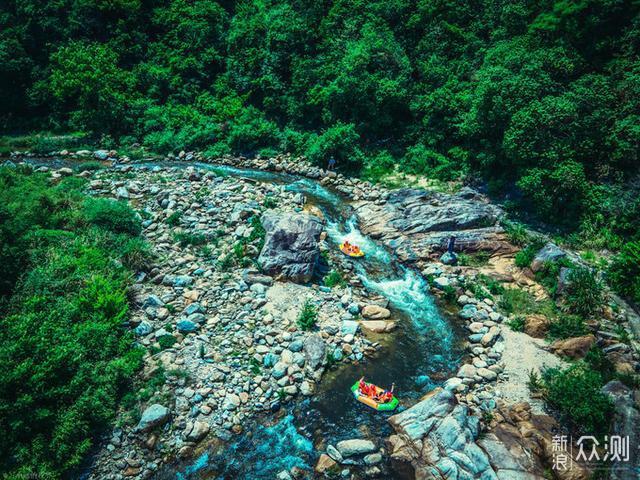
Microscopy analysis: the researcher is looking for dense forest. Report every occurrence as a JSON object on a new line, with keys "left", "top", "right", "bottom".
{"left": 2, "top": 0, "right": 639, "bottom": 243}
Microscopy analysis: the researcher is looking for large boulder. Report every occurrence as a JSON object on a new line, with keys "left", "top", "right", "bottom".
{"left": 524, "top": 314, "right": 550, "bottom": 338}
{"left": 258, "top": 212, "right": 323, "bottom": 283}
{"left": 335, "top": 439, "right": 377, "bottom": 458}
{"left": 550, "top": 335, "right": 595, "bottom": 359}
{"left": 136, "top": 404, "right": 170, "bottom": 432}
{"left": 353, "top": 188, "right": 514, "bottom": 263}
{"left": 388, "top": 388, "right": 497, "bottom": 479}
{"left": 361, "top": 305, "right": 391, "bottom": 319}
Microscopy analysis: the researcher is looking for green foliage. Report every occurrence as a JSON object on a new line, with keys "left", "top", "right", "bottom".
{"left": 506, "top": 316, "right": 525, "bottom": 332}
{"left": 457, "top": 252, "right": 491, "bottom": 267}
{"left": 157, "top": 334, "right": 177, "bottom": 350}
{"left": 82, "top": 198, "right": 142, "bottom": 236}
{"left": 548, "top": 315, "right": 588, "bottom": 340}
{"left": 502, "top": 221, "right": 531, "bottom": 247}
{"left": 498, "top": 287, "right": 554, "bottom": 318}
{"left": 562, "top": 267, "right": 604, "bottom": 317}
{"left": 608, "top": 241, "right": 640, "bottom": 304}
{"left": 2, "top": 0, "right": 640, "bottom": 247}
{"left": 514, "top": 245, "right": 539, "bottom": 269}
{"left": 324, "top": 270, "right": 346, "bottom": 289}
{"left": 540, "top": 364, "right": 613, "bottom": 436}
{"left": 166, "top": 211, "right": 182, "bottom": 226}
{"left": 0, "top": 167, "right": 146, "bottom": 478}
{"left": 173, "top": 231, "right": 207, "bottom": 247}
{"left": 297, "top": 300, "right": 318, "bottom": 331}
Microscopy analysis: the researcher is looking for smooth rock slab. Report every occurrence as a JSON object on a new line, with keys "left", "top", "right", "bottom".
{"left": 336, "top": 439, "right": 377, "bottom": 457}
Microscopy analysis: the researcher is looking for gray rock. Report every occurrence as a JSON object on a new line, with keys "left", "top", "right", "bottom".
{"left": 601, "top": 381, "right": 640, "bottom": 479}
{"left": 134, "top": 321, "right": 153, "bottom": 336}
{"left": 388, "top": 389, "right": 496, "bottom": 480}
{"left": 176, "top": 320, "right": 199, "bottom": 333}
{"left": 257, "top": 212, "right": 323, "bottom": 283}
{"left": 136, "top": 404, "right": 170, "bottom": 432}
{"left": 459, "top": 304, "right": 478, "bottom": 320}
{"left": 530, "top": 242, "right": 567, "bottom": 272}
{"left": 186, "top": 421, "right": 210, "bottom": 442}
{"left": 336, "top": 439, "right": 376, "bottom": 457}
{"left": 303, "top": 334, "right": 326, "bottom": 370}
{"left": 173, "top": 275, "right": 194, "bottom": 287}
{"left": 440, "top": 251, "right": 458, "bottom": 265}
{"left": 94, "top": 149, "right": 109, "bottom": 160}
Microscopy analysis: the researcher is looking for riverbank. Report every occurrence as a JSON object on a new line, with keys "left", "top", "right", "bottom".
{"left": 5, "top": 149, "right": 640, "bottom": 479}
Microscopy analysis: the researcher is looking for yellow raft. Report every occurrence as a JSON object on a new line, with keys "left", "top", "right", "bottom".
{"left": 339, "top": 242, "right": 365, "bottom": 257}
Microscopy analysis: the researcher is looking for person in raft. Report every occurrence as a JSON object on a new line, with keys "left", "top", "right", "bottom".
{"left": 343, "top": 240, "right": 360, "bottom": 255}
{"left": 358, "top": 379, "right": 394, "bottom": 403}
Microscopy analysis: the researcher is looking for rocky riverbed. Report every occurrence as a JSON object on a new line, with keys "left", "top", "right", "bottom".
{"left": 7, "top": 149, "right": 640, "bottom": 480}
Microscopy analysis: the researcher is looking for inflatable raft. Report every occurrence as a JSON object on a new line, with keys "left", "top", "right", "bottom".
{"left": 351, "top": 380, "right": 399, "bottom": 412}
{"left": 339, "top": 242, "right": 365, "bottom": 257}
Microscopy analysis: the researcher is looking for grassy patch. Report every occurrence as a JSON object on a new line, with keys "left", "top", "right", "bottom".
{"left": 498, "top": 287, "right": 555, "bottom": 317}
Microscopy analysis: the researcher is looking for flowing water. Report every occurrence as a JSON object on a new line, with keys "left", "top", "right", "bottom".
{"left": 14, "top": 158, "right": 463, "bottom": 478}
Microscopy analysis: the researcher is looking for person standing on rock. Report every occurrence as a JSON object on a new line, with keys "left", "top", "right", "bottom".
{"left": 447, "top": 235, "right": 456, "bottom": 253}
{"left": 327, "top": 156, "right": 336, "bottom": 171}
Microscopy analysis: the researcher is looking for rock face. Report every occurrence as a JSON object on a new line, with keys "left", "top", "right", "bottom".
{"left": 387, "top": 389, "right": 497, "bottom": 479}
{"left": 601, "top": 381, "right": 640, "bottom": 480}
{"left": 480, "top": 402, "right": 590, "bottom": 480}
{"left": 136, "top": 404, "right": 170, "bottom": 432}
{"left": 353, "top": 188, "right": 514, "bottom": 262}
{"left": 258, "top": 212, "right": 323, "bottom": 283}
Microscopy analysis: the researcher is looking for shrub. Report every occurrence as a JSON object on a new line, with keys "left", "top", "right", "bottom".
{"left": 548, "top": 314, "right": 587, "bottom": 339}
{"left": 166, "top": 211, "right": 182, "bottom": 226}
{"left": 608, "top": 241, "right": 640, "bottom": 304}
{"left": 297, "top": 300, "right": 318, "bottom": 331}
{"left": 498, "top": 287, "right": 554, "bottom": 317}
{"left": 324, "top": 270, "right": 346, "bottom": 288}
{"left": 514, "top": 245, "right": 538, "bottom": 268}
{"left": 82, "top": 198, "right": 141, "bottom": 236}
{"left": 540, "top": 364, "right": 613, "bottom": 435}
{"left": 562, "top": 267, "right": 604, "bottom": 317}
{"left": 157, "top": 334, "right": 177, "bottom": 350}
{"left": 507, "top": 316, "right": 525, "bottom": 331}
{"left": 173, "top": 231, "right": 208, "bottom": 247}
{"left": 402, "top": 143, "right": 466, "bottom": 181}
{"left": 502, "top": 220, "right": 530, "bottom": 246}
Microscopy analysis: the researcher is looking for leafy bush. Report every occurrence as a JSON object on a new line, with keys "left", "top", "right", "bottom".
{"left": 562, "top": 267, "right": 604, "bottom": 317}
{"left": 324, "top": 270, "right": 346, "bottom": 288}
{"left": 0, "top": 167, "right": 146, "bottom": 478}
{"left": 540, "top": 364, "right": 613, "bottom": 435}
{"left": 502, "top": 221, "right": 531, "bottom": 246}
{"left": 166, "top": 211, "right": 183, "bottom": 226}
{"left": 608, "top": 241, "right": 640, "bottom": 304}
{"left": 157, "top": 334, "right": 177, "bottom": 350}
{"left": 82, "top": 198, "right": 142, "bottom": 236}
{"left": 506, "top": 316, "right": 525, "bottom": 332}
{"left": 548, "top": 315, "right": 587, "bottom": 339}
{"left": 514, "top": 245, "right": 538, "bottom": 269}
{"left": 173, "top": 231, "right": 207, "bottom": 247}
{"left": 297, "top": 300, "right": 318, "bottom": 331}
{"left": 498, "top": 287, "right": 554, "bottom": 317}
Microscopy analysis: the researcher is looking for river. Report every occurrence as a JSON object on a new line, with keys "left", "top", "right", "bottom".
{"left": 17, "top": 158, "right": 464, "bottom": 479}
